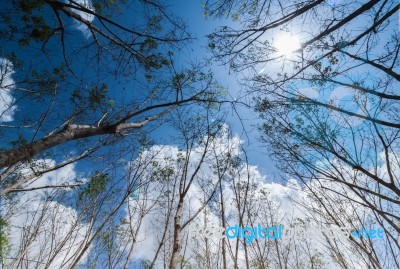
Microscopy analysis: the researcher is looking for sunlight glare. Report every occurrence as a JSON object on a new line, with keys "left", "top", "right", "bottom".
{"left": 275, "top": 33, "right": 300, "bottom": 58}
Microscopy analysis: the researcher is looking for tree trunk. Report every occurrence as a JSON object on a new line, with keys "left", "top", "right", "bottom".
{"left": 0, "top": 124, "right": 115, "bottom": 169}
{"left": 169, "top": 198, "right": 184, "bottom": 269}
{"left": 219, "top": 180, "right": 227, "bottom": 269}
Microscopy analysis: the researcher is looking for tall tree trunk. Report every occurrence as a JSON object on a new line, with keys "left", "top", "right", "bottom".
{"left": 169, "top": 198, "right": 184, "bottom": 269}
{"left": 219, "top": 180, "right": 227, "bottom": 269}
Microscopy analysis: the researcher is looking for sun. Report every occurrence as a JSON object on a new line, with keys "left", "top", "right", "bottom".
{"left": 275, "top": 33, "right": 300, "bottom": 58}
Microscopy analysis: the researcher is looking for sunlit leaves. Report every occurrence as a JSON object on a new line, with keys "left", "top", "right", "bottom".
{"left": 0, "top": 218, "right": 10, "bottom": 256}
{"left": 78, "top": 171, "right": 111, "bottom": 200}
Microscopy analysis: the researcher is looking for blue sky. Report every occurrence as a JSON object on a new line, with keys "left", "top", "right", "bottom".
{"left": 2, "top": 1, "right": 399, "bottom": 268}
{"left": 151, "top": 0, "right": 280, "bottom": 178}
{"left": 2, "top": 0, "right": 392, "bottom": 184}
{"left": 0, "top": 0, "right": 277, "bottom": 186}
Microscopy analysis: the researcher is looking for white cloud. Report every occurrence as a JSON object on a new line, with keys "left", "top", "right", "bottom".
{"left": 2, "top": 160, "right": 91, "bottom": 269}
{"left": 67, "top": 0, "right": 95, "bottom": 37}
{"left": 117, "top": 131, "right": 361, "bottom": 268}
{"left": 22, "top": 159, "right": 80, "bottom": 189}
{"left": 72, "top": 0, "right": 95, "bottom": 22}
{"left": 3, "top": 130, "right": 395, "bottom": 268}
{"left": 117, "top": 129, "right": 398, "bottom": 268}
{"left": 0, "top": 58, "right": 17, "bottom": 123}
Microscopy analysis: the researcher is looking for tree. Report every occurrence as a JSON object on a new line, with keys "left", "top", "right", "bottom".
{"left": 3, "top": 120, "right": 383, "bottom": 268}
{"left": 206, "top": 0, "right": 399, "bottom": 127}
{"left": 0, "top": 0, "right": 221, "bottom": 193}
{"left": 205, "top": 0, "right": 400, "bottom": 266}
{"left": 0, "top": 1, "right": 227, "bottom": 267}
{"left": 1, "top": 142, "right": 169, "bottom": 268}
{"left": 294, "top": 175, "right": 400, "bottom": 269}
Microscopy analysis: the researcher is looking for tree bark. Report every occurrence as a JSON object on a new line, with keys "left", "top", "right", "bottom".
{"left": 169, "top": 198, "right": 184, "bottom": 269}
{"left": 0, "top": 124, "right": 114, "bottom": 169}
{"left": 0, "top": 103, "right": 177, "bottom": 169}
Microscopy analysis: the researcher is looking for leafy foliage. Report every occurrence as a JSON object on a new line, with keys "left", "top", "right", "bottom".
{"left": 78, "top": 172, "right": 111, "bottom": 200}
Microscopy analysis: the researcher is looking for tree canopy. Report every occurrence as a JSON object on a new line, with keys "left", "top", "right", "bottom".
{"left": 1, "top": 0, "right": 399, "bottom": 268}
{"left": 206, "top": 0, "right": 400, "bottom": 267}
{"left": 0, "top": 0, "right": 221, "bottom": 194}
